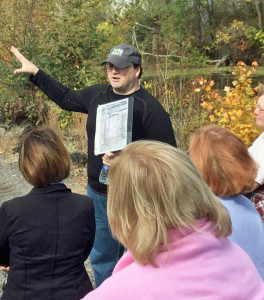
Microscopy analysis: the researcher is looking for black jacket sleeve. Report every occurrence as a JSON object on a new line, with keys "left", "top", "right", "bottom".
{"left": 0, "top": 203, "right": 10, "bottom": 266}
{"left": 29, "top": 69, "right": 106, "bottom": 114}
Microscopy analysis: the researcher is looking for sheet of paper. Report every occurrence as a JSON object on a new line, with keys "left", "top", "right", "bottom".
{"left": 94, "top": 97, "right": 133, "bottom": 155}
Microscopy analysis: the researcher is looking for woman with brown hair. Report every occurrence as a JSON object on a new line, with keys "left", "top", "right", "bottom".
{"left": 82, "top": 140, "right": 264, "bottom": 300}
{"left": 0, "top": 126, "right": 95, "bottom": 300}
{"left": 189, "top": 124, "right": 264, "bottom": 280}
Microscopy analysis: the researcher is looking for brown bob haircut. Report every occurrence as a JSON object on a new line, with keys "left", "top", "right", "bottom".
{"left": 107, "top": 140, "right": 231, "bottom": 266}
{"left": 189, "top": 124, "right": 257, "bottom": 197}
{"left": 19, "top": 126, "right": 70, "bottom": 187}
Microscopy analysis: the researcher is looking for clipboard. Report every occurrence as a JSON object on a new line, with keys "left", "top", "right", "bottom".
{"left": 94, "top": 97, "right": 134, "bottom": 155}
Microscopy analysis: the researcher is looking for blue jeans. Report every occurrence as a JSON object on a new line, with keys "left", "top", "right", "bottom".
{"left": 87, "top": 185, "right": 124, "bottom": 287}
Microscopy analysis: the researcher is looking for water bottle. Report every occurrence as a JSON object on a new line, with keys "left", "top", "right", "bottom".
{"left": 2, "top": 269, "right": 8, "bottom": 290}
{"left": 99, "top": 164, "right": 109, "bottom": 185}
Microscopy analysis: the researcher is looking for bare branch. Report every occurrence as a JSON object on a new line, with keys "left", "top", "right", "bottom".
{"left": 143, "top": 52, "right": 183, "bottom": 59}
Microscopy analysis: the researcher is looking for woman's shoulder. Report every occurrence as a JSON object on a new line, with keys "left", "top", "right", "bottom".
{"left": 249, "top": 131, "right": 264, "bottom": 150}
{"left": 219, "top": 194, "right": 262, "bottom": 218}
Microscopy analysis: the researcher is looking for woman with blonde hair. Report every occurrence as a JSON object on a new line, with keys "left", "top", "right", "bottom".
{"left": 189, "top": 124, "right": 264, "bottom": 280}
{"left": 0, "top": 126, "right": 95, "bottom": 300}
{"left": 82, "top": 140, "right": 264, "bottom": 299}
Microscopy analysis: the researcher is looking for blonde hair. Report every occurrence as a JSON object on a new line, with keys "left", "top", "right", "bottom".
{"left": 189, "top": 124, "right": 257, "bottom": 196}
{"left": 107, "top": 140, "right": 231, "bottom": 266}
{"left": 19, "top": 126, "right": 70, "bottom": 187}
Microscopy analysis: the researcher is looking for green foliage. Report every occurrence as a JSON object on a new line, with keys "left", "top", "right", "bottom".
{"left": 1, "top": 0, "right": 264, "bottom": 140}
{"left": 56, "top": 109, "right": 73, "bottom": 130}
{"left": 181, "top": 47, "right": 208, "bottom": 67}
{"left": 246, "top": 26, "right": 264, "bottom": 48}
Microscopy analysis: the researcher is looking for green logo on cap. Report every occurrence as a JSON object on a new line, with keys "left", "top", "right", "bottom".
{"left": 111, "top": 48, "right": 124, "bottom": 56}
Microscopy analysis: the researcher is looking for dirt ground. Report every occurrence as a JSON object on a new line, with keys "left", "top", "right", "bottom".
{"left": 0, "top": 133, "right": 95, "bottom": 295}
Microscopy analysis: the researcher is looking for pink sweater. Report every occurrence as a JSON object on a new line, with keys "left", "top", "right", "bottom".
{"left": 82, "top": 221, "right": 264, "bottom": 299}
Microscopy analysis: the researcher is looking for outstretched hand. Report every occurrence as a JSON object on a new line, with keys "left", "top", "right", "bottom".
{"left": 10, "top": 46, "right": 39, "bottom": 75}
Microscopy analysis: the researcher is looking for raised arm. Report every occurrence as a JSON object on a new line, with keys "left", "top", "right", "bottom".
{"left": 11, "top": 46, "right": 39, "bottom": 75}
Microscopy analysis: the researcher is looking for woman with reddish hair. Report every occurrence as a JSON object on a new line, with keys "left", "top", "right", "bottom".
{"left": 189, "top": 124, "right": 264, "bottom": 280}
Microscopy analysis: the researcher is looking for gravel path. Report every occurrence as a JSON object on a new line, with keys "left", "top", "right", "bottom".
{"left": 0, "top": 154, "right": 94, "bottom": 296}
{"left": 0, "top": 155, "right": 32, "bottom": 203}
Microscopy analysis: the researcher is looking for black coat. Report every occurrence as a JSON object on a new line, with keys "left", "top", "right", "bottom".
{"left": 0, "top": 183, "right": 95, "bottom": 300}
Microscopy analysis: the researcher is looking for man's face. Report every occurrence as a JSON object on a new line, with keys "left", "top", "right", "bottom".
{"left": 106, "top": 63, "right": 140, "bottom": 95}
{"left": 254, "top": 95, "right": 264, "bottom": 130}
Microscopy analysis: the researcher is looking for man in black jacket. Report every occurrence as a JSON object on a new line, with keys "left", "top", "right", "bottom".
{"left": 11, "top": 44, "right": 176, "bottom": 287}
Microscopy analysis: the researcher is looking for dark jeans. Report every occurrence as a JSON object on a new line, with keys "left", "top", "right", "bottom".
{"left": 87, "top": 185, "right": 124, "bottom": 287}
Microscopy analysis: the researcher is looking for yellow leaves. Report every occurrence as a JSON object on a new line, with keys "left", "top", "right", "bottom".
{"left": 96, "top": 21, "right": 114, "bottom": 35}
{"left": 199, "top": 60, "right": 261, "bottom": 146}
{"left": 201, "top": 101, "right": 208, "bottom": 108}
{"left": 193, "top": 77, "right": 214, "bottom": 95}
{"left": 236, "top": 110, "right": 243, "bottom": 117}
{"left": 223, "top": 98, "right": 231, "bottom": 106}
{"left": 244, "top": 128, "right": 250, "bottom": 134}
{"left": 209, "top": 115, "right": 216, "bottom": 122}
{"left": 207, "top": 103, "right": 214, "bottom": 112}
{"left": 209, "top": 80, "right": 215, "bottom": 87}
{"left": 215, "top": 31, "right": 230, "bottom": 44}
{"left": 60, "top": 121, "right": 68, "bottom": 130}
{"left": 97, "top": 21, "right": 109, "bottom": 31}
{"left": 244, "top": 104, "right": 252, "bottom": 111}
{"left": 232, "top": 20, "right": 245, "bottom": 30}
{"left": 215, "top": 20, "right": 245, "bottom": 46}
{"left": 220, "top": 117, "right": 229, "bottom": 123}
{"left": 247, "top": 71, "right": 252, "bottom": 77}
{"left": 143, "top": 81, "right": 152, "bottom": 91}
{"left": 238, "top": 61, "right": 246, "bottom": 66}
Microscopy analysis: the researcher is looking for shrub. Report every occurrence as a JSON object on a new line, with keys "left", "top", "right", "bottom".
{"left": 193, "top": 61, "right": 260, "bottom": 146}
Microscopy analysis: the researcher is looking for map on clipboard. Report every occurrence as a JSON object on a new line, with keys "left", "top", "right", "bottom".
{"left": 94, "top": 97, "right": 134, "bottom": 155}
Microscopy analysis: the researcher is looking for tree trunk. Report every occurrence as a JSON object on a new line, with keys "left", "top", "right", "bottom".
{"left": 255, "top": 0, "right": 264, "bottom": 30}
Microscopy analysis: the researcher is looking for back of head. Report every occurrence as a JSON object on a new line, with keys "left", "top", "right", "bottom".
{"left": 189, "top": 124, "right": 257, "bottom": 196}
{"left": 108, "top": 140, "right": 231, "bottom": 266}
{"left": 19, "top": 126, "right": 70, "bottom": 187}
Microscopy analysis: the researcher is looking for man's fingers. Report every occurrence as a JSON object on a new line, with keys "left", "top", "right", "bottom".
{"left": 14, "top": 68, "right": 25, "bottom": 74}
{"left": 11, "top": 46, "right": 25, "bottom": 62}
{"left": 104, "top": 151, "right": 115, "bottom": 158}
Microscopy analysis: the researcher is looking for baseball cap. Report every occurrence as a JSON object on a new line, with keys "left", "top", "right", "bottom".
{"left": 101, "top": 44, "right": 142, "bottom": 69}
